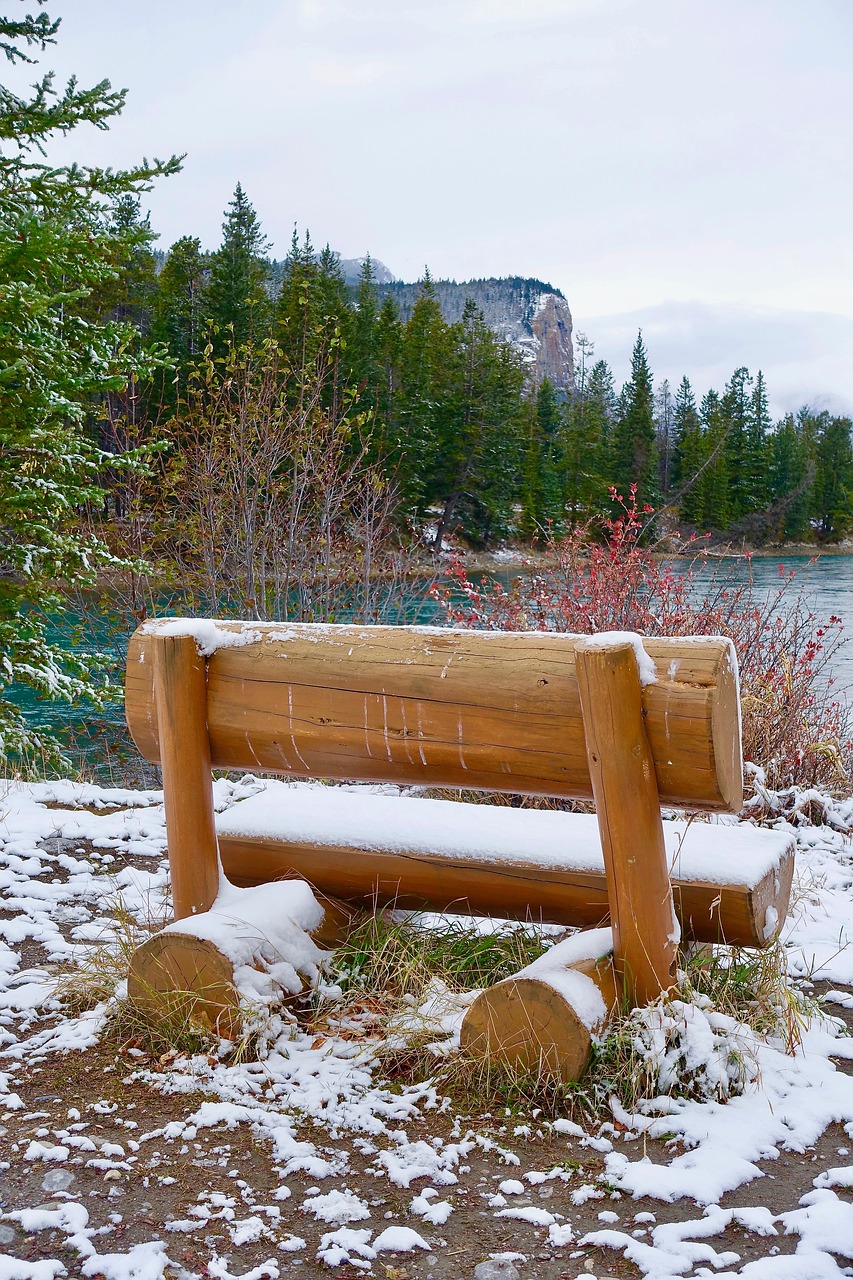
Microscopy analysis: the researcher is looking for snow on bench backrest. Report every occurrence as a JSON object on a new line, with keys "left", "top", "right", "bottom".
{"left": 126, "top": 620, "right": 743, "bottom": 813}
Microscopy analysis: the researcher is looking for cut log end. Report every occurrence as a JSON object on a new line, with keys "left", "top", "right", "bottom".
{"left": 460, "top": 954, "right": 618, "bottom": 1083}
{"left": 127, "top": 931, "right": 241, "bottom": 1041}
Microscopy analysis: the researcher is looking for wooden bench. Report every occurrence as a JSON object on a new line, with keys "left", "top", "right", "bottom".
{"left": 124, "top": 619, "right": 795, "bottom": 1076}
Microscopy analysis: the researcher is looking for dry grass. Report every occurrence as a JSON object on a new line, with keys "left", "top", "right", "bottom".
{"left": 54, "top": 895, "right": 234, "bottom": 1059}
{"left": 325, "top": 910, "right": 548, "bottom": 1005}
{"left": 53, "top": 897, "right": 830, "bottom": 1126}
{"left": 358, "top": 926, "right": 827, "bottom": 1122}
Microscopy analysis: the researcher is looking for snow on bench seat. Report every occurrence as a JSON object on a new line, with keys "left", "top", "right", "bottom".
{"left": 215, "top": 783, "right": 794, "bottom": 948}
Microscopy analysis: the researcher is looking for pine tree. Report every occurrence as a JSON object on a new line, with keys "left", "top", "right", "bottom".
{"left": 768, "top": 412, "right": 814, "bottom": 542}
{"left": 520, "top": 377, "right": 562, "bottom": 538}
{"left": 654, "top": 378, "right": 674, "bottom": 496}
{"left": 206, "top": 183, "right": 271, "bottom": 348}
{"left": 275, "top": 227, "right": 321, "bottom": 375}
{"left": 671, "top": 377, "right": 705, "bottom": 526}
{"left": 721, "top": 366, "right": 753, "bottom": 520}
{"left": 153, "top": 235, "right": 207, "bottom": 386}
{"left": 612, "top": 331, "right": 658, "bottom": 504}
{"left": 350, "top": 255, "right": 379, "bottom": 392}
{"left": 395, "top": 273, "right": 453, "bottom": 514}
{"left": 561, "top": 335, "right": 609, "bottom": 525}
{"left": 86, "top": 194, "right": 158, "bottom": 333}
{"left": 698, "top": 390, "right": 730, "bottom": 529}
{"left": 371, "top": 293, "right": 402, "bottom": 456}
{"left": 585, "top": 359, "right": 618, "bottom": 501}
{"left": 0, "top": 8, "right": 179, "bottom": 758}
{"left": 316, "top": 244, "right": 350, "bottom": 337}
{"left": 429, "top": 300, "right": 525, "bottom": 547}
{"left": 747, "top": 370, "right": 772, "bottom": 512}
{"left": 812, "top": 412, "right": 853, "bottom": 541}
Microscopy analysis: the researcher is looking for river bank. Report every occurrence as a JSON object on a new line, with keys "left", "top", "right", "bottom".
{"left": 461, "top": 540, "right": 853, "bottom": 572}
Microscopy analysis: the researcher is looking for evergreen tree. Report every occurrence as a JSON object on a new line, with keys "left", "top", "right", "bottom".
{"left": 87, "top": 194, "right": 158, "bottom": 332}
{"left": 429, "top": 300, "right": 525, "bottom": 547}
{"left": 153, "top": 235, "right": 207, "bottom": 385}
{"left": 316, "top": 244, "right": 350, "bottom": 336}
{"left": 721, "top": 366, "right": 753, "bottom": 520}
{"left": 275, "top": 227, "right": 321, "bottom": 374}
{"left": 812, "top": 412, "right": 853, "bottom": 541}
{"left": 561, "top": 335, "right": 609, "bottom": 525}
{"left": 671, "top": 377, "right": 706, "bottom": 526}
{"left": 0, "top": 7, "right": 179, "bottom": 758}
{"left": 747, "top": 370, "right": 772, "bottom": 512}
{"left": 371, "top": 293, "right": 402, "bottom": 455}
{"left": 520, "top": 377, "right": 562, "bottom": 538}
{"left": 612, "top": 330, "right": 658, "bottom": 504}
{"left": 768, "top": 412, "right": 814, "bottom": 542}
{"left": 654, "top": 378, "right": 674, "bottom": 496}
{"left": 395, "top": 273, "right": 453, "bottom": 514}
{"left": 206, "top": 183, "right": 271, "bottom": 348}
{"left": 698, "top": 390, "right": 730, "bottom": 529}
{"left": 349, "top": 255, "right": 379, "bottom": 393}
{"left": 584, "top": 359, "right": 617, "bottom": 499}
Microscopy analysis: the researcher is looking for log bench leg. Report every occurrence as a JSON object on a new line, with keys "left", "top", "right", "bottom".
{"left": 460, "top": 932, "right": 617, "bottom": 1081}
{"left": 132, "top": 637, "right": 361, "bottom": 1040}
{"left": 127, "top": 634, "right": 229, "bottom": 1034}
{"left": 575, "top": 638, "right": 678, "bottom": 1006}
{"left": 151, "top": 633, "right": 220, "bottom": 920}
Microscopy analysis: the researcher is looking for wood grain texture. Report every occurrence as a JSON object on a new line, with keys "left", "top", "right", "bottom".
{"left": 459, "top": 952, "right": 618, "bottom": 1081}
{"left": 216, "top": 833, "right": 795, "bottom": 949}
{"left": 127, "top": 623, "right": 743, "bottom": 811}
{"left": 152, "top": 634, "right": 220, "bottom": 920}
{"left": 576, "top": 640, "right": 678, "bottom": 1004}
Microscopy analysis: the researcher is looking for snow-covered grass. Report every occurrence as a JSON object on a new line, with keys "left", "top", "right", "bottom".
{"left": 5, "top": 776, "right": 853, "bottom": 1275}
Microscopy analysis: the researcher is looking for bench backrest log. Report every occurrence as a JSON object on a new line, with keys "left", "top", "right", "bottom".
{"left": 126, "top": 621, "right": 743, "bottom": 812}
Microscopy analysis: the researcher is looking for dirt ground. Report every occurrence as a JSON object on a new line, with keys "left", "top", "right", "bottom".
{"left": 4, "top": 1032, "right": 853, "bottom": 1278}
{"left": 2, "top": 831, "right": 853, "bottom": 1278}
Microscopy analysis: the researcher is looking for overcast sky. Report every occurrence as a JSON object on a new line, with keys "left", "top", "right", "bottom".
{"left": 27, "top": 0, "right": 853, "bottom": 416}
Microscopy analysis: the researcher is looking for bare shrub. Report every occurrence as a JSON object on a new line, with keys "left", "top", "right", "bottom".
{"left": 159, "top": 337, "right": 427, "bottom": 624}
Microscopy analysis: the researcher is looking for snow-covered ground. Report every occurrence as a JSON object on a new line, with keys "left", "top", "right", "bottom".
{"left": 3, "top": 778, "right": 853, "bottom": 1277}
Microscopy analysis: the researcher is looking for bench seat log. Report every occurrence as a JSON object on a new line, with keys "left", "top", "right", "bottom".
{"left": 214, "top": 784, "right": 794, "bottom": 949}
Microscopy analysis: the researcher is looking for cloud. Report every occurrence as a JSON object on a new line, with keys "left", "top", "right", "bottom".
{"left": 308, "top": 59, "right": 389, "bottom": 87}
{"left": 581, "top": 302, "right": 853, "bottom": 419}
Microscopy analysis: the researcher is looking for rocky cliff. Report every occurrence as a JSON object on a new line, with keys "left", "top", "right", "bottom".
{"left": 381, "top": 276, "right": 575, "bottom": 393}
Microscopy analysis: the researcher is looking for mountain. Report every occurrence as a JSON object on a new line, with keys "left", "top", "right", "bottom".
{"left": 263, "top": 250, "right": 574, "bottom": 393}
{"left": 339, "top": 256, "right": 397, "bottom": 286}
{"left": 380, "top": 276, "right": 574, "bottom": 393}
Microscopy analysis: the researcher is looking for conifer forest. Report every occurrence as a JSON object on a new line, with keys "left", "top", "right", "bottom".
{"left": 87, "top": 183, "right": 853, "bottom": 557}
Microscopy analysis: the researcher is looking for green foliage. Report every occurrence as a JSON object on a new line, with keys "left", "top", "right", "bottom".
{"left": 768, "top": 412, "right": 814, "bottom": 541}
{"left": 427, "top": 299, "right": 526, "bottom": 546}
{"left": 613, "top": 330, "right": 657, "bottom": 506}
{"left": 519, "top": 377, "right": 563, "bottom": 538}
{"left": 0, "top": 6, "right": 178, "bottom": 761}
{"left": 812, "top": 410, "right": 853, "bottom": 541}
{"left": 560, "top": 337, "right": 613, "bottom": 527}
{"left": 394, "top": 274, "right": 455, "bottom": 514}
{"left": 152, "top": 234, "right": 207, "bottom": 392}
{"left": 207, "top": 182, "right": 271, "bottom": 348}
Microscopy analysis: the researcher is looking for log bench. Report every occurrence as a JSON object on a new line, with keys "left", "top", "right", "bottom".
{"left": 124, "top": 619, "right": 795, "bottom": 1076}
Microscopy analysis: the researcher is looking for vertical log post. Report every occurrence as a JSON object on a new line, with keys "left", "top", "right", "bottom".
{"left": 151, "top": 633, "right": 220, "bottom": 920}
{"left": 575, "top": 638, "right": 678, "bottom": 1006}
